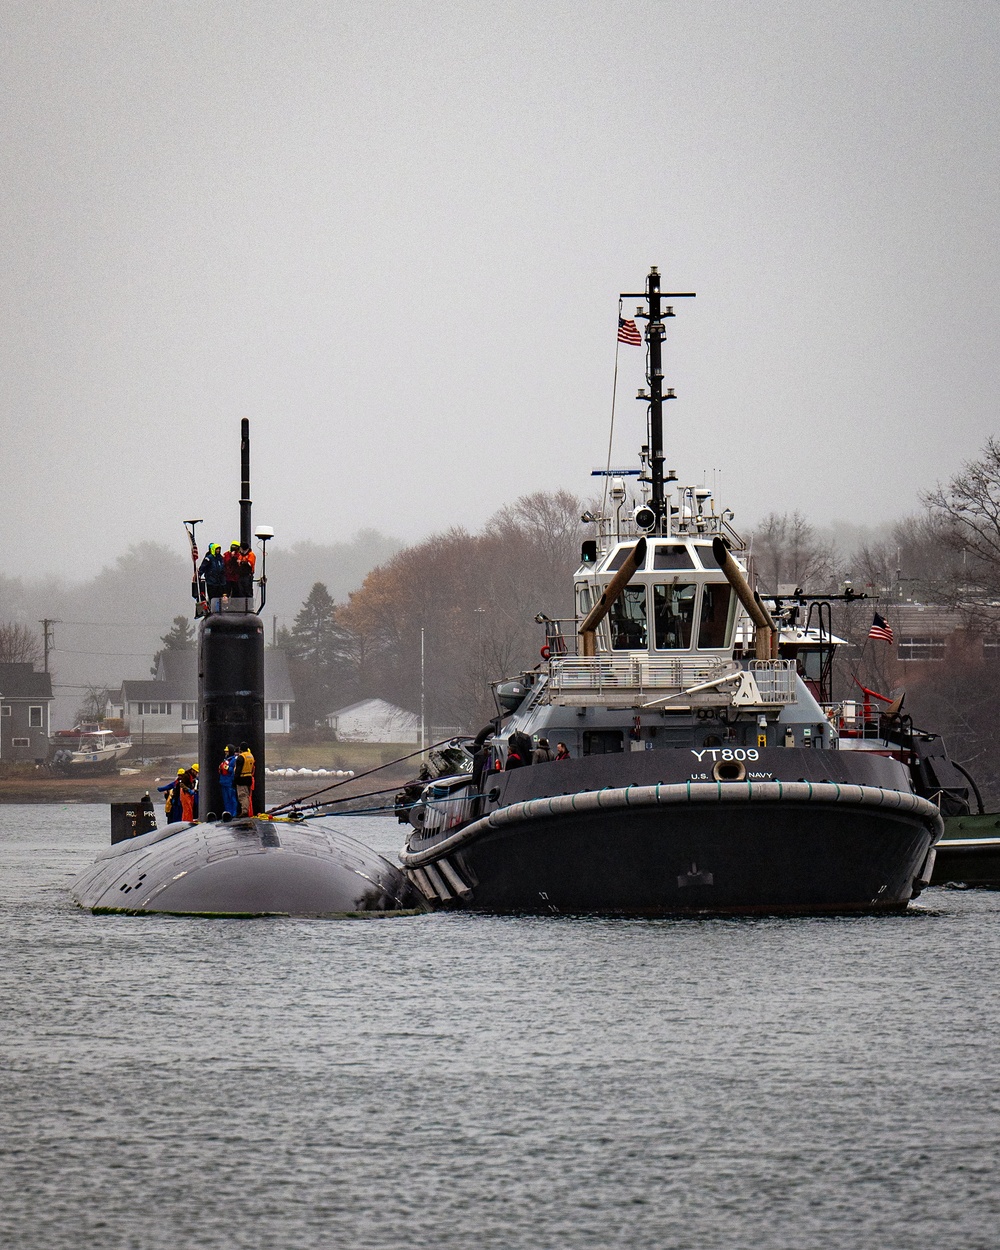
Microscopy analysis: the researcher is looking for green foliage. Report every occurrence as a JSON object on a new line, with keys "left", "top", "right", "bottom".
{"left": 151, "top": 614, "right": 196, "bottom": 676}
{"left": 286, "top": 583, "right": 355, "bottom": 727}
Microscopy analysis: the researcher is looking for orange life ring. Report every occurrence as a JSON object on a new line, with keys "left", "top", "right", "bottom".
{"left": 540, "top": 645, "right": 551, "bottom": 659}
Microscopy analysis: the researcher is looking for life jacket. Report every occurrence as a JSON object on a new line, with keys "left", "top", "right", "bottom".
{"left": 237, "top": 749, "right": 255, "bottom": 781}
{"left": 219, "top": 755, "right": 234, "bottom": 779}
{"left": 164, "top": 780, "right": 181, "bottom": 818}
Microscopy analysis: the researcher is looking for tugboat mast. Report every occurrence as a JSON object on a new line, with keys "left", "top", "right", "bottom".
{"left": 622, "top": 268, "right": 695, "bottom": 535}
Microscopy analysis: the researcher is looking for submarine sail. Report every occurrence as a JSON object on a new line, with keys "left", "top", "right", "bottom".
{"left": 71, "top": 422, "right": 422, "bottom": 918}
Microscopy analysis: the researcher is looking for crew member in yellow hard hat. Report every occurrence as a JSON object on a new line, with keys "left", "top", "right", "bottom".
{"left": 179, "top": 766, "right": 198, "bottom": 823}
{"left": 233, "top": 741, "right": 255, "bottom": 817}
{"left": 199, "top": 544, "right": 227, "bottom": 606}
{"left": 157, "top": 769, "right": 184, "bottom": 823}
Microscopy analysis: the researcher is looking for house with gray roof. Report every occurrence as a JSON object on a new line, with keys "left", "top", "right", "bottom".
{"left": 0, "top": 662, "right": 55, "bottom": 763}
{"left": 110, "top": 649, "right": 294, "bottom": 735}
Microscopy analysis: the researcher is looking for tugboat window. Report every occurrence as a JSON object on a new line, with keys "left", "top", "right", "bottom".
{"left": 653, "top": 584, "right": 697, "bottom": 649}
{"left": 703, "top": 543, "right": 726, "bottom": 568}
{"left": 609, "top": 585, "right": 647, "bottom": 649}
{"left": 607, "top": 545, "right": 645, "bottom": 571}
{"left": 652, "top": 545, "right": 695, "bottom": 570}
{"left": 583, "top": 730, "right": 624, "bottom": 755}
{"left": 697, "top": 584, "right": 736, "bottom": 649}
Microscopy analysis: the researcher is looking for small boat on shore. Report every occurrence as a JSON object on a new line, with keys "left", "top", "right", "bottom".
{"left": 50, "top": 725, "right": 132, "bottom": 774}
{"left": 389, "top": 267, "right": 961, "bottom": 916}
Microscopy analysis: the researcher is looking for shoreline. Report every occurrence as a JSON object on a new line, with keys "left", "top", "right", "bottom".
{"left": 0, "top": 763, "right": 417, "bottom": 808}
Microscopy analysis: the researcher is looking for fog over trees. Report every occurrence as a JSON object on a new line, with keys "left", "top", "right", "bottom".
{"left": 0, "top": 531, "right": 400, "bottom": 729}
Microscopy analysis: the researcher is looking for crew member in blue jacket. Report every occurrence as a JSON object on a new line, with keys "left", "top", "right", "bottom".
{"left": 198, "top": 544, "right": 227, "bottom": 606}
{"left": 219, "top": 744, "right": 238, "bottom": 816}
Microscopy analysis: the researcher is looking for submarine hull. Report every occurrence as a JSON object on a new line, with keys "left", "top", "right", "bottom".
{"left": 72, "top": 817, "right": 424, "bottom": 917}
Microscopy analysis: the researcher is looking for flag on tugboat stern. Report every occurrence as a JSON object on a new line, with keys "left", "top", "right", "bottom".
{"left": 617, "top": 317, "right": 642, "bottom": 345}
{"left": 868, "top": 613, "right": 894, "bottom": 644}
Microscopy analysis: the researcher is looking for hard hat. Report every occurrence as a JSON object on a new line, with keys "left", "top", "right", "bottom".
{"left": 191, "top": 764, "right": 199, "bottom": 772}
{"left": 177, "top": 768, "right": 185, "bottom": 775}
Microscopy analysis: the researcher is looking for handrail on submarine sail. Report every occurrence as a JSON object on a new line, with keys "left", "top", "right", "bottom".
{"left": 578, "top": 537, "right": 647, "bottom": 658}
{"left": 712, "top": 536, "right": 778, "bottom": 660}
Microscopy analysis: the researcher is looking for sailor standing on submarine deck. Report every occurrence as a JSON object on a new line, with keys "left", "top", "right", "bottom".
{"left": 219, "top": 744, "right": 238, "bottom": 816}
{"left": 233, "top": 742, "right": 255, "bottom": 817}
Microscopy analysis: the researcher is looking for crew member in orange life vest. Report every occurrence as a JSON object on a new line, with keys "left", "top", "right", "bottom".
{"left": 236, "top": 543, "right": 256, "bottom": 598}
{"left": 233, "top": 742, "right": 255, "bottom": 817}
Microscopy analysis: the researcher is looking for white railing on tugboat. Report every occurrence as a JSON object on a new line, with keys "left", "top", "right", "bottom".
{"left": 748, "top": 659, "right": 798, "bottom": 704}
{"left": 544, "top": 655, "right": 798, "bottom": 705}
{"left": 547, "top": 655, "right": 734, "bottom": 694}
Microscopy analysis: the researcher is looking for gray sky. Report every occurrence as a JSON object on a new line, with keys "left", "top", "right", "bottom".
{"left": 2, "top": 0, "right": 998, "bottom": 580}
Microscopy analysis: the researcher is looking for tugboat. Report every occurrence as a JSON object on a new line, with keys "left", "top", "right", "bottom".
{"left": 394, "top": 268, "right": 951, "bottom": 915}
{"left": 71, "top": 422, "right": 422, "bottom": 918}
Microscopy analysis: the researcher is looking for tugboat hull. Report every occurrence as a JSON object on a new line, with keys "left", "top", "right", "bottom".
{"left": 402, "top": 783, "right": 942, "bottom": 915}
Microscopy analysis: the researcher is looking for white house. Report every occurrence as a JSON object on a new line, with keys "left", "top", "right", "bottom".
{"left": 325, "top": 698, "right": 421, "bottom": 744}
{"left": 112, "top": 649, "right": 294, "bottom": 735}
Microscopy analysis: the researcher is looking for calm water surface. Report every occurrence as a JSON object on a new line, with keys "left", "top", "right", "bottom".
{"left": 1, "top": 803, "right": 998, "bottom": 1249}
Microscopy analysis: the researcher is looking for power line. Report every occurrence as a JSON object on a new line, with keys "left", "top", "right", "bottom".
{"left": 53, "top": 649, "right": 153, "bottom": 657}
{"left": 50, "top": 621, "right": 178, "bottom": 628}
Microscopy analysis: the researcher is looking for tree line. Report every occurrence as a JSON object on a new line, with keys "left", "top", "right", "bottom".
{"left": 278, "top": 491, "right": 585, "bottom": 733}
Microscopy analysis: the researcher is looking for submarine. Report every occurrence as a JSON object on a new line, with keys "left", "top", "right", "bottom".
{"left": 71, "top": 421, "right": 422, "bottom": 918}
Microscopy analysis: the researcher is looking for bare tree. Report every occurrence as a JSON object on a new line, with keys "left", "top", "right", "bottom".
{"left": 338, "top": 492, "right": 587, "bottom": 731}
{"left": 75, "top": 685, "right": 113, "bottom": 724}
{"left": 748, "top": 511, "right": 836, "bottom": 593}
{"left": 0, "top": 622, "right": 43, "bottom": 667}
{"left": 924, "top": 436, "right": 1000, "bottom": 600}
{"left": 485, "top": 490, "right": 585, "bottom": 568}
{"left": 850, "top": 515, "right": 962, "bottom": 604}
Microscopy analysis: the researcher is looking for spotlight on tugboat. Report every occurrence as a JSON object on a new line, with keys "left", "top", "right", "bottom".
{"left": 71, "top": 422, "right": 422, "bottom": 919}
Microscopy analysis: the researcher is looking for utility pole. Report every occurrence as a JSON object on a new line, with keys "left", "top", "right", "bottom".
{"left": 420, "top": 627, "right": 426, "bottom": 753}
{"left": 39, "top": 619, "right": 58, "bottom": 673}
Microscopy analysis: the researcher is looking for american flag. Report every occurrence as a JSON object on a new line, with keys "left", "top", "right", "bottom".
{"left": 868, "top": 612, "right": 894, "bottom": 644}
{"left": 618, "top": 317, "right": 642, "bottom": 346}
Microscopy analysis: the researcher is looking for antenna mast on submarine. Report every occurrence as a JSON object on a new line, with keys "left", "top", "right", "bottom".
{"left": 198, "top": 420, "right": 266, "bottom": 817}
{"left": 240, "top": 417, "right": 252, "bottom": 550}
{"left": 621, "top": 268, "right": 696, "bottom": 535}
